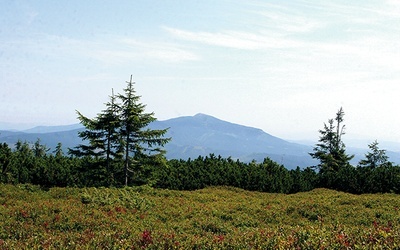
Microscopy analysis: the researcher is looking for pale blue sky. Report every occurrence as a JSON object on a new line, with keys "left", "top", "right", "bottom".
{"left": 1, "top": 0, "right": 400, "bottom": 143}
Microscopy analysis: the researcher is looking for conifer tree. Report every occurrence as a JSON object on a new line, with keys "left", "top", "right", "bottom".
{"left": 0, "top": 142, "right": 12, "bottom": 183}
{"left": 118, "top": 76, "right": 170, "bottom": 186}
{"left": 33, "top": 138, "right": 49, "bottom": 158}
{"left": 70, "top": 76, "right": 170, "bottom": 186}
{"left": 96, "top": 89, "right": 124, "bottom": 183}
{"left": 53, "top": 143, "right": 64, "bottom": 158}
{"left": 14, "top": 140, "right": 35, "bottom": 183}
{"left": 359, "top": 140, "right": 390, "bottom": 168}
{"left": 310, "top": 107, "right": 354, "bottom": 173}
{"left": 70, "top": 90, "right": 122, "bottom": 161}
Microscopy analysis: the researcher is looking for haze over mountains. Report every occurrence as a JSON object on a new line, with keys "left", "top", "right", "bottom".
{"left": 1, "top": 113, "right": 399, "bottom": 169}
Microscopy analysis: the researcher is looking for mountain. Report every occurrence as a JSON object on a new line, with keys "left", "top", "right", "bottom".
{"left": 22, "top": 124, "right": 83, "bottom": 134}
{"left": 0, "top": 129, "right": 84, "bottom": 153}
{"left": 1, "top": 113, "right": 399, "bottom": 169}
{"left": 1, "top": 113, "right": 317, "bottom": 169}
{"left": 151, "top": 113, "right": 317, "bottom": 168}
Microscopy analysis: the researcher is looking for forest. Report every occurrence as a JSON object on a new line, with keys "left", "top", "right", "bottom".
{"left": 1, "top": 77, "right": 399, "bottom": 194}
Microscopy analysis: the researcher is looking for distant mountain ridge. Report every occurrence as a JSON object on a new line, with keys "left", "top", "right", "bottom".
{"left": 1, "top": 113, "right": 399, "bottom": 169}
{"left": 22, "top": 124, "right": 83, "bottom": 134}
{"left": 0, "top": 128, "right": 84, "bottom": 154}
{"left": 151, "top": 113, "right": 317, "bottom": 168}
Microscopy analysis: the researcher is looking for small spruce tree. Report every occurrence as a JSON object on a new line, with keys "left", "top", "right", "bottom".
{"left": 359, "top": 140, "right": 390, "bottom": 168}
{"left": 310, "top": 108, "right": 354, "bottom": 190}
{"left": 310, "top": 107, "right": 354, "bottom": 173}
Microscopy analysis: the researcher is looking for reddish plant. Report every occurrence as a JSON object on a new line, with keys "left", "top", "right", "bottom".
{"left": 115, "top": 206, "right": 126, "bottom": 213}
{"left": 214, "top": 234, "right": 225, "bottom": 243}
{"left": 20, "top": 209, "right": 29, "bottom": 218}
{"left": 140, "top": 230, "right": 153, "bottom": 247}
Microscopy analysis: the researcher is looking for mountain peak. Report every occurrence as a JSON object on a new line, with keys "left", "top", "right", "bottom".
{"left": 194, "top": 113, "right": 215, "bottom": 119}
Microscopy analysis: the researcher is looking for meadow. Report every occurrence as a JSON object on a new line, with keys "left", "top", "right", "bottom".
{"left": 0, "top": 184, "right": 399, "bottom": 249}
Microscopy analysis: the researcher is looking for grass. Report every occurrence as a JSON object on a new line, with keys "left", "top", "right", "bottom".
{"left": 0, "top": 184, "right": 399, "bottom": 249}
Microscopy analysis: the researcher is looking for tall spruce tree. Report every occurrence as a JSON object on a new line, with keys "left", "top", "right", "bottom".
{"left": 70, "top": 76, "right": 170, "bottom": 186}
{"left": 96, "top": 89, "right": 124, "bottom": 183}
{"left": 118, "top": 76, "right": 170, "bottom": 186}
{"left": 310, "top": 107, "right": 354, "bottom": 173}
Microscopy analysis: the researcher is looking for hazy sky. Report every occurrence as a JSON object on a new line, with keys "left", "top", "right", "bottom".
{"left": 1, "top": 0, "right": 400, "bottom": 143}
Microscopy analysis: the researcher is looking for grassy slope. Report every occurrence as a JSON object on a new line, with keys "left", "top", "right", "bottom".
{"left": 0, "top": 184, "right": 399, "bottom": 249}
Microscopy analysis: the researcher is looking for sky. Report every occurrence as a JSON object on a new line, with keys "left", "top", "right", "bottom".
{"left": 1, "top": 0, "right": 400, "bottom": 145}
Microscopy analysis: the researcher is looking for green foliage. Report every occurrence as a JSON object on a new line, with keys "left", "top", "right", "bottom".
{"left": 289, "top": 166, "right": 318, "bottom": 193}
{"left": 1, "top": 136, "right": 400, "bottom": 194}
{"left": 118, "top": 76, "right": 170, "bottom": 186}
{"left": 80, "top": 187, "right": 153, "bottom": 210}
{"left": 70, "top": 76, "right": 170, "bottom": 186}
{"left": 359, "top": 140, "right": 391, "bottom": 169}
{"left": 310, "top": 107, "right": 354, "bottom": 174}
{"left": 1, "top": 184, "right": 400, "bottom": 249}
{"left": 310, "top": 108, "right": 357, "bottom": 191}
{"left": 0, "top": 143, "right": 12, "bottom": 183}
{"left": 155, "top": 154, "right": 309, "bottom": 194}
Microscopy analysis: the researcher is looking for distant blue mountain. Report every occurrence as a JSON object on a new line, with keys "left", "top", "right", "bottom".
{"left": 2, "top": 113, "right": 399, "bottom": 169}
{"left": 151, "top": 113, "right": 317, "bottom": 168}
{"left": 0, "top": 128, "right": 84, "bottom": 153}
{"left": 22, "top": 124, "right": 83, "bottom": 134}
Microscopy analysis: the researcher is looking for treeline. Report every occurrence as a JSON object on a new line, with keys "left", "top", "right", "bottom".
{"left": 159, "top": 154, "right": 400, "bottom": 194}
{"left": 1, "top": 77, "right": 399, "bottom": 194}
{"left": 0, "top": 139, "right": 165, "bottom": 188}
{"left": 155, "top": 155, "right": 317, "bottom": 193}
{"left": 1, "top": 140, "right": 400, "bottom": 194}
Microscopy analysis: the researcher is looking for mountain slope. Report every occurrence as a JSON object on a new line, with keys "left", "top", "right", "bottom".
{"left": 150, "top": 113, "right": 317, "bottom": 168}
{"left": 3, "top": 113, "right": 399, "bottom": 169}
{"left": 152, "top": 113, "right": 299, "bottom": 154}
